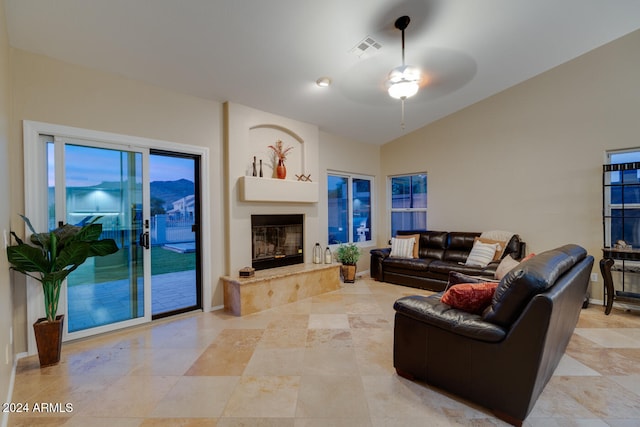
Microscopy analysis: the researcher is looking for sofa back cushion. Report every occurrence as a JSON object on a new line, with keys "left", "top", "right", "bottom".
{"left": 482, "top": 244, "right": 587, "bottom": 328}
{"left": 443, "top": 232, "right": 481, "bottom": 263}
{"left": 413, "top": 231, "right": 449, "bottom": 260}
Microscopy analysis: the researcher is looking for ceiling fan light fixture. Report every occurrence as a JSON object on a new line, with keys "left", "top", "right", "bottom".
{"left": 387, "top": 65, "right": 421, "bottom": 99}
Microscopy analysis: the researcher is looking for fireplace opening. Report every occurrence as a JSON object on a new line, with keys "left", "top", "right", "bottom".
{"left": 252, "top": 214, "right": 304, "bottom": 270}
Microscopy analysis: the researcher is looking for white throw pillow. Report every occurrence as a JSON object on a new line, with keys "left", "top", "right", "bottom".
{"left": 494, "top": 255, "right": 520, "bottom": 279}
{"left": 390, "top": 237, "right": 415, "bottom": 258}
{"left": 465, "top": 241, "right": 499, "bottom": 267}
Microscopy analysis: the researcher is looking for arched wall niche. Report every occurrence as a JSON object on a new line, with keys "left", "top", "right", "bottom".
{"left": 248, "top": 123, "right": 305, "bottom": 179}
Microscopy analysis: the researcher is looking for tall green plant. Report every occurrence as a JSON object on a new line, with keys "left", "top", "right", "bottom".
{"left": 7, "top": 215, "right": 119, "bottom": 322}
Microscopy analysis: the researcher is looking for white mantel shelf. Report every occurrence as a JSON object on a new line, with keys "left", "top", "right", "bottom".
{"left": 239, "top": 175, "right": 318, "bottom": 203}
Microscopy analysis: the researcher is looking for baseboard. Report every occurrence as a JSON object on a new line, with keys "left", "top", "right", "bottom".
{"left": 2, "top": 352, "right": 27, "bottom": 427}
{"left": 585, "top": 298, "right": 640, "bottom": 313}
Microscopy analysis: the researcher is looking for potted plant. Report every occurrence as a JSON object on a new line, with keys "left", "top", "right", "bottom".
{"left": 336, "top": 242, "right": 360, "bottom": 283}
{"left": 7, "top": 215, "right": 119, "bottom": 367}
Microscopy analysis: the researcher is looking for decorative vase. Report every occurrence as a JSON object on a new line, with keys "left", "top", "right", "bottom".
{"left": 313, "top": 243, "right": 322, "bottom": 264}
{"left": 340, "top": 264, "right": 357, "bottom": 283}
{"left": 33, "top": 315, "right": 64, "bottom": 367}
{"left": 276, "top": 159, "right": 287, "bottom": 179}
{"left": 324, "top": 247, "right": 332, "bottom": 264}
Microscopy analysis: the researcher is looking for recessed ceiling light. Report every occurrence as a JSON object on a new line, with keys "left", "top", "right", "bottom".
{"left": 316, "top": 77, "right": 331, "bottom": 87}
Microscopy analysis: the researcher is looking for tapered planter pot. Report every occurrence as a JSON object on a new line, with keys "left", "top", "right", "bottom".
{"left": 340, "top": 264, "right": 357, "bottom": 283}
{"left": 33, "top": 315, "right": 64, "bottom": 367}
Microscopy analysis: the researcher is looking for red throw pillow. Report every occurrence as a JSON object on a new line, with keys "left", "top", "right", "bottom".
{"left": 441, "top": 282, "right": 499, "bottom": 314}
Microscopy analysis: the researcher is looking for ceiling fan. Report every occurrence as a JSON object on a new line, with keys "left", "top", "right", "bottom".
{"left": 386, "top": 15, "right": 422, "bottom": 129}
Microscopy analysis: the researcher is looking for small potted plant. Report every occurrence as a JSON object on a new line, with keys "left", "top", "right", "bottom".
{"left": 7, "top": 215, "right": 119, "bottom": 367}
{"left": 336, "top": 242, "right": 361, "bottom": 283}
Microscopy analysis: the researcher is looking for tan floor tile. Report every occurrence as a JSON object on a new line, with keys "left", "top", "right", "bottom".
{"left": 222, "top": 376, "right": 300, "bottom": 417}
{"left": 243, "top": 348, "right": 306, "bottom": 376}
{"left": 218, "top": 418, "right": 293, "bottom": 427}
{"left": 552, "top": 376, "right": 640, "bottom": 418}
{"left": 348, "top": 314, "right": 390, "bottom": 328}
{"left": 266, "top": 314, "right": 309, "bottom": 329}
{"left": 302, "top": 347, "right": 359, "bottom": 376}
{"left": 75, "top": 375, "right": 180, "bottom": 417}
{"left": 305, "top": 329, "right": 352, "bottom": 348}
{"left": 258, "top": 328, "right": 308, "bottom": 349}
{"left": 308, "top": 313, "right": 350, "bottom": 329}
{"left": 295, "top": 375, "right": 369, "bottom": 418}
{"left": 150, "top": 376, "right": 240, "bottom": 418}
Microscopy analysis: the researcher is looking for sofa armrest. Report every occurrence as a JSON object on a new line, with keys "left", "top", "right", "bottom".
{"left": 370, "top": 248, "right": 391, "bottom": 281}
{"left": 393, "top": 295, "right": 507, "bottom": 342}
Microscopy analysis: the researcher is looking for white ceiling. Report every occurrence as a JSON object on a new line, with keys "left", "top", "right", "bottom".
{"left": 4, "top": 0, "right": 640, "bottom": 145}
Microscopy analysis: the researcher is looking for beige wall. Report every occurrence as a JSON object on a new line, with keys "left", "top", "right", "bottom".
{"left": 0, "top": 0, "right": 14, "bottom": 410}
{"left": 381, "top": 29, "right": 640, "bottom": 300}
{"left": 319, "top": 131, "right": 381, "bottom": 273}
{"left": 9, "top": 49, "right": 225, "bottom": 352}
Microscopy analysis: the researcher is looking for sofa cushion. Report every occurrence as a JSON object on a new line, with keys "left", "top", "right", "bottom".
{"left": 483, "top": 244, "right": 587, "bottom": 327}
{"left": 465, "top": 241, "right": 499, "bottom": 267}
{"left": 393, "top": 295, "right": 507, "bottom": 342}
{"left": 417, "top": 231, "right": 449, "bottom": 260}
{"left": 383, "top": 256, "right": 432, "bottom": 272}
{"left": 441, "top": 282, "right": 499, "bottom": 314}
{"left": 395, "top": 234, "right": 420, "bottom": 258}
{"left": 443, "top": 232, "right": 480, "bottom": 263}
{"left": 429, "top": 260, "right": 497, "bottom": 277}
{"left": 390, "top": 237, "right": 416, "bottom": 258}
{"left": 448, "top": 271, "right": 496, "bottom": 287}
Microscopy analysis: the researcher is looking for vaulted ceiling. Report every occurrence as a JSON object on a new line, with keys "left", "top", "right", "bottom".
{"left": 5, "top": 0, "right": 640, "bottom": 144}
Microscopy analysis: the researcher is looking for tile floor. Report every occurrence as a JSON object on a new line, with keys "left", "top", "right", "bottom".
{"left": 7, "top": 276, "right": 640, "bottom": 426}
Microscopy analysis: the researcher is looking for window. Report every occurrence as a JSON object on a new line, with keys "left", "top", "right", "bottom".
{"left": 605, "top": 149, "right": 640, "bottom": 248}
{"left": 389, "top": 174, "right": 427, "bottom": 236}
{"left": 327, "top": 173, "right": 373, "bottom": 244}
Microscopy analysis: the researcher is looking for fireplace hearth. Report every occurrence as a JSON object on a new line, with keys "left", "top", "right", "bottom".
{"left": 251, "top": 214, "right": 304, "bottom": 270}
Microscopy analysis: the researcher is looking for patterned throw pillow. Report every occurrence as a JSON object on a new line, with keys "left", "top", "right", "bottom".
{"left": 390, "top": 237, "right": 415, "bottom": 258}
{"left": 441, "top": 282, "right": 499, "bottom": 314}
{"left": 465, "top": 241, "right": 499, "bottom": 267}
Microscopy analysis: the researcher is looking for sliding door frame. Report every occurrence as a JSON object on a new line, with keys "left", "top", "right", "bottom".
{"left": 22, "top": 120, "right": 211, "bottom": 355}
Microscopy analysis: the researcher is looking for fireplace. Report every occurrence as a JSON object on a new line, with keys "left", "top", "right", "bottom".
{"left": 251, "top": 214, "right": 304, "bottom": 270}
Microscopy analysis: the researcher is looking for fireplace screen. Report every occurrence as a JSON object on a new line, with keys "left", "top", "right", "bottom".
{"left": 252, "top": 214, "right": 304, "bottom": 270}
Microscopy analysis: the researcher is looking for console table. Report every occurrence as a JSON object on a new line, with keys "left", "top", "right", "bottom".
{"left": 600, "top": 248, "right": 640, "bottom": 315}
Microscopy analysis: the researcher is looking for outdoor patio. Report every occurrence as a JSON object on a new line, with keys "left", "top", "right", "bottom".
{"left": 67, "top": 270, "right": 197, "bottom": 332}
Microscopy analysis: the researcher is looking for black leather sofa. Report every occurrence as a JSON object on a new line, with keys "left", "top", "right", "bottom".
{"left": 392, "top": 244, "right": 593, "bottom": 426}
{"left": 370, "top": 230, "right": 525, "bottom": 291}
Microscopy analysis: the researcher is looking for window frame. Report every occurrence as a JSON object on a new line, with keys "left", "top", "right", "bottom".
{"left": 327, "top": 171, "right": 375, "bottom": 247}
{"left": 604, "top": 149, "right": 640, "bottom": 248}
{"left": 388, "top": 172, "right": 428, "bottom": 238}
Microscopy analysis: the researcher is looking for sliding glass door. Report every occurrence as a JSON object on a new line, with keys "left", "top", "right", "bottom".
{"left": 149, "top": 150, "right": 201, "bottom": 318}
{"left": 47, "top": 138, "right": 151, "bottom": 338}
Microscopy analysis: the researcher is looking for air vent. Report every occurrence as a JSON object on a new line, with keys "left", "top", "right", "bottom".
{"left": 349, "top": 36, "right": 382, "bottom": 58}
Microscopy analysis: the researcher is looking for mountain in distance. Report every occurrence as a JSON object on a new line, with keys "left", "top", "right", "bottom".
{"left": 151, "top": 178, "right": 194, "bottom": 210}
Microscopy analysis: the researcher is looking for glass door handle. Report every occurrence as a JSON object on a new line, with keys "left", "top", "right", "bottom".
{"left": 139, "top": 231, "right": 150, "bottom": 249}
